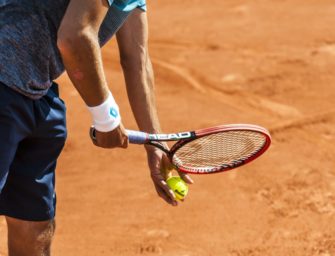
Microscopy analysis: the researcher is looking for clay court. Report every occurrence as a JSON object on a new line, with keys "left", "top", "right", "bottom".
{"left": 1, "top": 0, "right": 335, "bottom": 255}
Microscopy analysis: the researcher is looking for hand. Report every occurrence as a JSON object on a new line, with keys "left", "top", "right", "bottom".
{"left": 90, "top": 123, "right": 128, "bottom": 148}
{"left": 146, "top": 146, "right": 194, "bottom": 206}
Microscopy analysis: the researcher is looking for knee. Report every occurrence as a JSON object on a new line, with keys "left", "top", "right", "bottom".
{"left": 6, "top": 217, "right": 55, "bottom": 250}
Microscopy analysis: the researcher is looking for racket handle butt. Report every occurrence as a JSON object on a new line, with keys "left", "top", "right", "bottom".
{"left": 126, "top": 130, "right": 148, "bottom": 144}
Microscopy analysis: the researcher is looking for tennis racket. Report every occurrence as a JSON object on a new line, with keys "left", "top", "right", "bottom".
{"left": 90, "top": 124, "right": 271, "bottom": 174}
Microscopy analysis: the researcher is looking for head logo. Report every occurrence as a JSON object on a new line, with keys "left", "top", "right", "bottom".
{"left": 148, "top": 132, "right": 192, "bottom": 141}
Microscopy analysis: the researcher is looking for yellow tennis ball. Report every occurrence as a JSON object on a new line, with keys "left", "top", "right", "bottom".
{"left": 166, "top": 176, "right": 188, "bottom": 200}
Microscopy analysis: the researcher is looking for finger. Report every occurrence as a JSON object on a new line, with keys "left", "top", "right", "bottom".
{"left": 93, "top": 125, "right": 128, "bottom": 148}
{"left": 178, "top": 171, "right": 194, "bottom": 184}
{"left": 152, "top": 173, "right": 176, "bottom": 199}
{"left": 160, "top": 154, "right": 174, "bottom": 180}
{"left": 154, "top": 183, "right": 177, "bottom": 206}
{"left": 161, "top": 154, "right": 174, "bottom": 170}
{"left": 160, "top": 179, "right": 177, "bottom": 201}
{"left": 119, "top": 124, "right": 129, "bottom": 149}
{"left": 121, "top": 135, "right": 129, "bottom": 148}
{"left": 151, "top": 173, "right": 177, "bottom": 205}
{"left": 154, "top": 182, "right": 177, "bottom": 206}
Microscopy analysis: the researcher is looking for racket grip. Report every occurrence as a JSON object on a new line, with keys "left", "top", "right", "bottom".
{"left": 126, "top": 130, "right": 148, "bottom": 144}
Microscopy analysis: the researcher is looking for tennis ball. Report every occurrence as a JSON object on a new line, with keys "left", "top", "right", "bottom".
{"left": 166, "top": 176, "right": 188, "bottom": 200}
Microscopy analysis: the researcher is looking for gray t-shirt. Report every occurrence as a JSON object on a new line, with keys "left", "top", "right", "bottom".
{"left": 0, "top": 0, "right": 146, "bottom": 99}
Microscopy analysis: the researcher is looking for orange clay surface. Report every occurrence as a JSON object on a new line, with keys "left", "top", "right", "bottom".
{"left": 1, "top": 1, "right": 335, "bottom": 255}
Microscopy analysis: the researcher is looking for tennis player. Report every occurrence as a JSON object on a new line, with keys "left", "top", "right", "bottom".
{"left": 0, "top": 0, "right": 193, "bottom": 255}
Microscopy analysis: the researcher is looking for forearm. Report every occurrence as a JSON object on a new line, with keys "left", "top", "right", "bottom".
{"left": 57, "top": 29, "right": 110, "bottom": 107}
{"left": 57, "top": 0, "right": 110, "bottom": 107}
{"left": 122, "top": 56, "right": 162, "bottom": 134}
{"left": 56, "top": 0, "right": 127, "bottom": 148}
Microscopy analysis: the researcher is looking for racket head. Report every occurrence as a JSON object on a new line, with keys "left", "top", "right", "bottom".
{"left": 169, "top": 124, "right": 271, "bottom": 174}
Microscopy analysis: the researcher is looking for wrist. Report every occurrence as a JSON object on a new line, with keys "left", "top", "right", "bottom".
{"left": 87, "top": 91, "right": 121, "bottom": 132}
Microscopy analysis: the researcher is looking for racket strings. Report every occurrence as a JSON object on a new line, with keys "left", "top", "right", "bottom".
{"left": 172, "top": 131, "right": 266, "bottom": 173}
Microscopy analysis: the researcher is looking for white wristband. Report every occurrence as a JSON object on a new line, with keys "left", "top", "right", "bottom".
{"left": 87, "top": 91, "right": 121, "bottom": 132}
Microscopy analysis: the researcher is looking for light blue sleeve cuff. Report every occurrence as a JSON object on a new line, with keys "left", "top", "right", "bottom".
{"left": 107, "top": 0, "right": 146, "bottom": 12}
{"left": 137, "top": 3, "right": 146, "bottom": 11}
{"left": 106, "top": 0, "right": 114, "bottom": 6}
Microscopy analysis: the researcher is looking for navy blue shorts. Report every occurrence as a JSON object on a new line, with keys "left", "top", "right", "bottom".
{"left": 0, "top": 82, "right": 67, "bottom": 221}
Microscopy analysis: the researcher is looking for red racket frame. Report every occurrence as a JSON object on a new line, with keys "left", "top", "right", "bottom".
{"left": 169, "top": 124, "right": 271, "bottom": 174}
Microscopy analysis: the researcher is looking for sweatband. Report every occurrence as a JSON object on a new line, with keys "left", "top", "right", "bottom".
{"left": 87, "top": 91, "right": 121, "bottom": 132}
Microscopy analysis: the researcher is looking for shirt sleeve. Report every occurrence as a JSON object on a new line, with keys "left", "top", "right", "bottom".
{"left": 109, "top": 0, "right": 146, "bottom": 12}
{"left": 137, "top": 0, "right": 146, "bottom": 11}
{"left": 106, "top": 0, "right": 114, "bottom": 6}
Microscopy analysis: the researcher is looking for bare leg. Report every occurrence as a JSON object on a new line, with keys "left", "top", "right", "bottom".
{"left": 6, "top": 216, "right": 55, "bottom": 256}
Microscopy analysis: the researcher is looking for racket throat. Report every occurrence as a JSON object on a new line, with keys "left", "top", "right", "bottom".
{"left": 147, "top": 141, "right": 170, "bottom": 155}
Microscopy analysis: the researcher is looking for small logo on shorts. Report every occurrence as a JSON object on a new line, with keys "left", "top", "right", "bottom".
{"left": 110, "top": 107, "right": 119, "bottom": 118}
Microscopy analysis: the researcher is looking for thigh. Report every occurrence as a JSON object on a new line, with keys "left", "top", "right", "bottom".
{"left": 0, "top": 83, "right": 67, "bottom": 221}
{"left": 0, "top": 132, "right": 16, "bottom": 194}
{"left": 0, "top": 83, "right": 32, "bottom": 193}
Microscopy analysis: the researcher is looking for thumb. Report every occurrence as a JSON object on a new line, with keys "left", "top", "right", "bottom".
{"left": 160, "top": 154, "right": 174, "bottom": 180}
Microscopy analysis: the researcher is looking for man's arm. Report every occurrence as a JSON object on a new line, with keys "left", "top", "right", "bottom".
{"left": 57, "top": 0, "right": 127, "bottom": 148}
{"left": 116, "top": 9, "right": 158, "bottom": 134}
{"left": 116, "top": 9, "right": 193, "bottom": 206}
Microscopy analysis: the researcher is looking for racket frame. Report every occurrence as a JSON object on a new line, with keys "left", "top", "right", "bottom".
{"left": 127, "top": 124, "right": 271, "bottom": 174}
{"left": 90, "top": 124, "right": 271, "bottom": 174}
